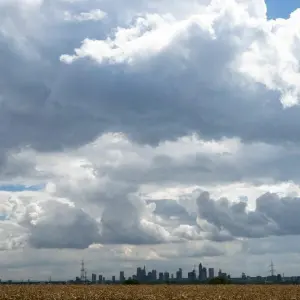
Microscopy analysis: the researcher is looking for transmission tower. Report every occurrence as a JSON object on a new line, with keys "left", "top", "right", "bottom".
{"left": 80, "top": 260, "right": 85, "bottom": 281}
{"left": 269, "top": 260, "right": 275, "bottom": 277}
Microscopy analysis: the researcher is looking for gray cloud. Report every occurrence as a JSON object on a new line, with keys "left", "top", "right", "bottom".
{"left": 1, "top": 0, "right": 300, "bottom": 279}
{"left": 28, "top": 201, "right": 101, "bottom": 249}
{"left": 148, "top": 199, "right": 196, "bottom": 225}
{"left": 196, "top": 191, "right": 300, "bottom": 239}
{"left": 0, "top": 0, "right": 299, "bottom": 159}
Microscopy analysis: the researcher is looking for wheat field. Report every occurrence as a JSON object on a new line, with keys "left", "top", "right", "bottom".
{"left": 0, "top": 285, "right": 299, "bottom": 300}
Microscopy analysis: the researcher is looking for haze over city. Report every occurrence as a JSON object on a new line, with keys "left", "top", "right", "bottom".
{"left": 1, "top": 0, "right": 300, "bottom": 282}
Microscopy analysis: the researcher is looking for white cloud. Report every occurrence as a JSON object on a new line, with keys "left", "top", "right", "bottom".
{"left": 64, "top": 9, "right": 107, "bottom": 22}
{"left": 1, "top": 0, "right": 300, "bottom": 279}
{"left": 60, "top": 0, "right": 300, "bottom": 107}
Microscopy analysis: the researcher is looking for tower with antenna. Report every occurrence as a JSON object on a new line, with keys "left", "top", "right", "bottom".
{"left": 80, "top": 260, "right": 85, "bottom": 282}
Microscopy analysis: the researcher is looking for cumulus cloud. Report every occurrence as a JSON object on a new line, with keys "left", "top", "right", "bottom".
{"left": 0, "top": 0, "right": 300, "bottom": 156}
{"left": 196, "top": 191, "right": 300, "bottom": 239}
{"left": 28, "top": 201, "right": 101, "bottom": 249}
{"left": 1, "top": 0, "right": 300, "bottom": 279}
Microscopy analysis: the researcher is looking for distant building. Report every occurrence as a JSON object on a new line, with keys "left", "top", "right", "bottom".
{"left": 151, "top": 270, "right": 157, "bottom": 281}
{"left": 277, "top": 274, "right": 282, "bottom": 282}
{"left": 198, "top": 263, "right": 203, "bottom": 280}
{"left": 188, "top": 270, "right": 196, "bottom": 281}
{"left": 98, "top": 275, "right": 103, "bottom": 284}
{"left": 91, "top": 274, "right": 97, "bottom": 283}
{"left": 164, "top": 272, "right": 170, "bottom": 281}
{"left": 145, "top": 271, "right": 149, "bottom": 279}
{"left": 120, "top": 271, "right": 125, "bottom": 282}
{"left": 208, "top": 268, "right": 214, "bottom": 279}
{"left": 136, "top": 267, "right": 142, "bottom": 281}
{"left": 176, "top": 268, "right": 183, "bottom": 280}
{"left": 158, "top": 272, "right": 164, "bottom": 281}
{"left": 202, "top": 267, "right": 207, "bottom": 280}
{"left": 218, "top": 270, "right": 227, "bottom": 279}
{"left": 112, "top": 276, "right": 115, "bottom": 283}
{"left": 136, "top": 266, "right": 147, "bottom": 281}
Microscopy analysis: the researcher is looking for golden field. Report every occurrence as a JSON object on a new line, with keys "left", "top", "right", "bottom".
{"left": 0, "top": 285, "right": 300, "bottom": 300}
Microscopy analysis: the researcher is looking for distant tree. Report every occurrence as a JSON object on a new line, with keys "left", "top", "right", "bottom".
{"left": 208, "top": 277, "right": 231, "bottom": 284}
{"left": 123, "top": 279, "right": 140, "bottom": 285}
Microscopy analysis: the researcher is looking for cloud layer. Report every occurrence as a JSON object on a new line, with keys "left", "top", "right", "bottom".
{"left": 1, "top": 0, "right": 300, "bottom": 279}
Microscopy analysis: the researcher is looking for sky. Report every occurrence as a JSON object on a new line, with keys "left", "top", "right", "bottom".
{"left": 1, "top": 0, "right": 300, "bottom": 281}
{"left": 266, "top": 0, "right": 299, "bottom": 19}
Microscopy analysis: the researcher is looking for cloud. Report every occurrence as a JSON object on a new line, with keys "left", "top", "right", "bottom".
{"left": 28, "top": 200, "right": 102, "bottom": 249}
{"left": 2, "top": 131, "right": 300, "bottom": 250}
{"left": 196, "top": 191, "right": 300, "bottom": 239}
{"left": 64, "top": 9, "right": 107, "bottom": 22}
{"left": 1, "top": 0, "right": 300, "bottom": 279}
{"left": 0, "top": 0, "right": 300, "bottom": 158}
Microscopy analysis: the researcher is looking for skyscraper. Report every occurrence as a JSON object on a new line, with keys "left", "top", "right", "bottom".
{"left": 176, "top": 268, "right": 183, "bottom": 280}
{"left": 164, "top": 272, "right": 170, "bottom": 281}
{"left": 151, "top": 270, "right": 157, "bottom": 281}
{"left": 98, "top": 275, "right": 103, "bottom": 284}
{"left": 158, "top": 272, "right": 164, "bottom": 281}
{"left": 208, "top": 268, "right": 214, "bottom": 279}
{"left": 136, "top": 267, "right": 142, "bottom": 281}
{"left": 198, "top": 263, "right": 202, "bottom": 280}
{"left": 92, "top": 273, "right": 97, "bottom": 283}
{"left": 202, "top": 267, "right": 207, "bottom": 280}
{"left": 120, "top": 271, "right": 125, "bottom": 282}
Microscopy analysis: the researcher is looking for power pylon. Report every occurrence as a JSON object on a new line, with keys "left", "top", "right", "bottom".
{"left": 80, "top": 260, "right": 85, "bottom": 281}
{"left": 269, "top": 260, "right": 275, "bottom": 277}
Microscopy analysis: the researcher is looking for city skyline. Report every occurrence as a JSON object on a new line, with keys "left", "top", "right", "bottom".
{"left": 0, "top": 259, "right": 293, "bottom": 284}
{"left": 0, "top": 255, "right": 288, "bottom": 283}
{"left": 78, "top": 260, "right": 219, "bottom": 283}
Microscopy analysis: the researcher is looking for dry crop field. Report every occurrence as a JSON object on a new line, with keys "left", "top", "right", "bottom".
{"left": 0, "top": 284, "right": 300, "bottom": 300}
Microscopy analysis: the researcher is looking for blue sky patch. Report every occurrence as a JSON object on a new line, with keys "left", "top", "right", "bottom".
{"left": 0, "top": 214, "right": 8, "bottom": 221}
{"left": 266, "top": 0, "right": 299, "bottom": 19}
{"left": 0, "top": 184, "right": 45, "bottom": 192}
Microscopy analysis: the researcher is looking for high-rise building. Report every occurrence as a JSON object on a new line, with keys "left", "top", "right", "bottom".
{"left": 164, "top": 272, "right": 170, "bottom": 281}
{"left": 92, "top": 273, "right": 97, "bottom": 283}
{"left": 158, "top": 272, "right": 164, "bottom": 281}
{"left": 198, "top": 263, "right": 202, "bottom": 280}
{"left": 202, "top": 267, "right": 207, "bottom": 280}
{"left": 112, "top": 276, "right": 115, "bottom": 283}
{"left": 218, "top": 269, "right": 222, "bottom": 277}
{"left": 176, "top": 268, "right": 183, "bottom": 280}
{"left": 188, "top": 270, "right": 196, "bottom": 281}
{"left": 151, "top": 270, "right": 157, "bottom": 281}
{"left": 208, "top": 268, "right": 214, "bottom": 279}
{"left": 98, "top": 275, "right": 103, "bottom": 283}
{"left": 120, "top": 271, "right": 125, "bottom": 282}
{"left": 136, "top": 266, "right": 147, "bottom": 281}
{"left": 136, "top": 267, "right": 142, "bottom": 280}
